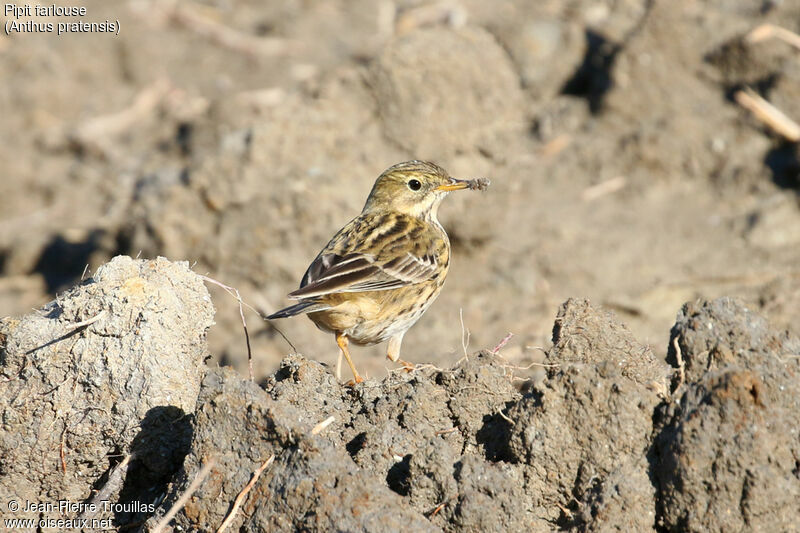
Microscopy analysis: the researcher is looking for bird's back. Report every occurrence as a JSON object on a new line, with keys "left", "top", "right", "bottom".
{"left": 301, "top": 211, "right": 450, "bottom": 290}
{"left": 301, "top": 211, "right": 451, "bottom": 344}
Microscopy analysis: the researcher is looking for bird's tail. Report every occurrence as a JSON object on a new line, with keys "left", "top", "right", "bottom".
{"left": 266, "top": 300, "right": 331, "bottom": 319}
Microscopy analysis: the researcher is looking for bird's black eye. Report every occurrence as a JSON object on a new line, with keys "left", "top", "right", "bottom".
{"left": 408, "top": 179, "right": 422, "bottom": 191}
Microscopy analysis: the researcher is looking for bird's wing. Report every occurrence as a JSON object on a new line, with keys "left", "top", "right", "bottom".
{"left": 289, "top": 214, "right": 441, "bottom": 299}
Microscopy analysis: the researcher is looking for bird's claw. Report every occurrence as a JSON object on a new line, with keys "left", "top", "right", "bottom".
{"left": 345, "top": 376, "right": 365, "bottom": 387}
{"left": 398, "top": 359, "right": 415, "bottom": 373}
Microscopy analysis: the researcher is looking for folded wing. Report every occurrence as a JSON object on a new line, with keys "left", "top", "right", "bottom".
{"left": 289, "top": 250, "right": 438, "bottom": 299}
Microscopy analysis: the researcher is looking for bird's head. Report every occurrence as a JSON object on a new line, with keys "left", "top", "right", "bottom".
{"left": 362, "top": 160, "right": 470, "bottom": 220}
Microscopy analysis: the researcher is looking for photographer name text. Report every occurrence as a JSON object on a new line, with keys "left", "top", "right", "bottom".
{"left": 3, "top": 499, "right": 154, "bottom": 529}
{"left": 12, "top": 499, "right": 153, "bottom": 513}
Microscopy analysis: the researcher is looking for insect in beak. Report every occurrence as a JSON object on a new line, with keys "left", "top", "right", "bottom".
{"left": 435, "top": 178, "right": 470, "bottom": 192}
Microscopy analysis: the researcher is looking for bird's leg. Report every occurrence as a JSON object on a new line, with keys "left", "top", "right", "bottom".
{"left": 336, "top": 332, "right": 363, "bottom": 385}
{"left": 387, "top": 332, "right": 414, "bottom": 372}
{"left": 386, "top": 332, "right": 403, "bottom": 362}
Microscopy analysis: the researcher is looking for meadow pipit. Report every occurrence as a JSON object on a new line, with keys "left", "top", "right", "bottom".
{"left": 268, "top": 160, "right": 489, "bottom": 383}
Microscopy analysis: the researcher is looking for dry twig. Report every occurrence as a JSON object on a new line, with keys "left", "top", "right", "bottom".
{"left": 672, "top": 336, "right": 685, "bottom": 394}
{"left": 70, "top": 81, "right": 171, "bottom": 155}
{"left": 539, "top": 134, "right": 572, "bottom": 157}
{"left": 493, "top": 348, "right": 560, "bottom": 383}
{"left": 60, "top": 427, "right": 68, "bottom": 473}
{"left": 310, "top": 416, "right": 335, "bottom": 436}
{"left": 745, "top": 23, "right": 800, "bottom": 51}
{"left": 200, "top": 275, "right": 254, "bottom": 380}
{"left": 25, "top": 310, "right": 108, "bottom": 355}
{"left": 79, "top": 454, "right": 135, "bottom": 520}
{"left": 734, "top": 88, "right": 800, "bottom": 142}
{"left": 386, "top": 362, "right": 444, "bottom": 378}
{"left": 64, "top": 310, "right": 107, "bottom": 332}
{"left": 429, "top": 501, "right": 447, "bottom": 517}
{"left": 216, "top": 455, "right": 275, "bottom": 533}
{"left": 395, "top": 2, "right": 467, "bottom": 35}
{"left": 497, "top": 409, "right": 515, "bottom": 425}
{"left": 234, "top": 87, "right": 286, "bottom": 109}
{"left": 582, "top": 176, "right": 627, "bottom": 202}
{"left": 556, "top": 501, "right": 574, "bottom": 520}
{"left": 152, "top": 458, "right": 216, "bottom": 533}
{"left": 491, "top": 332, "right": 513, "bottom": 354}
{"left": 201, "top": 274, "right": 301, "bottom": 377}
{"left": 131, "top": 0, "right": 295, "bottom": 57}
{"left": 459, "top": 308, "right": 470, "bottom": 362}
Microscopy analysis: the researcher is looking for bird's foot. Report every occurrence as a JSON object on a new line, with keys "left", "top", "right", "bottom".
{"left": 345, "top": 375, "right": 365, "bottom": 387}
{"left": 397, "top": 359, "right": 415, "bottom": 373}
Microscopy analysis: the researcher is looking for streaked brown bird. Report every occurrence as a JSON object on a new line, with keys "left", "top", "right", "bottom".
{"left": 267, "top": 160, "right": 488, "bottom": 384}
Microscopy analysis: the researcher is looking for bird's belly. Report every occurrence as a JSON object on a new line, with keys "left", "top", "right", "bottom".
{"left": 307, "top": 283, "right": 442, "bottom": 345}
{"left": 348, "top": 307, "right": 423, "bottom": 345}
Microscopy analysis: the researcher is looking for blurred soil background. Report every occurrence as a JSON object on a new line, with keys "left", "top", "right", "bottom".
{"left": 2, "top": 0, "right": 800, "bottom": 380}
{"left": 3, "top": 2, "right": 800, "bottom": 530}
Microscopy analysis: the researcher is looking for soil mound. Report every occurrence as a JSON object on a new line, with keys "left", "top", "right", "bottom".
{"left": 3, "top": 259, "right": 799, "bottom": 531}
{"left": 0, "top": 256, "right": 213, "bottom": 525}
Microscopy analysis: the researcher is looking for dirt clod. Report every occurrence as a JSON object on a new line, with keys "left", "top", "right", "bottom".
{"left": 550, "top": 298, "right": 671, "bottom": 390}
{"left": 370, "top": 26, "right": 525, "bottom": 159}
{"left": 655, "top": 297, "right": 800, "bottom": 532}
{"left": 0, "top": 256, "right": 214, "bottom": 525}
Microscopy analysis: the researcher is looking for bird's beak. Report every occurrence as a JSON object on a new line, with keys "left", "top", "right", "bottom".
{"left": 435, "top": 178, "right": 470, "bottom": 192}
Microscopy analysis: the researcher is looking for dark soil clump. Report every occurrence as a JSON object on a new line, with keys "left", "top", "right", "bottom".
{"left": 3, "top": 258, "right": 799, "bottom": 531}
